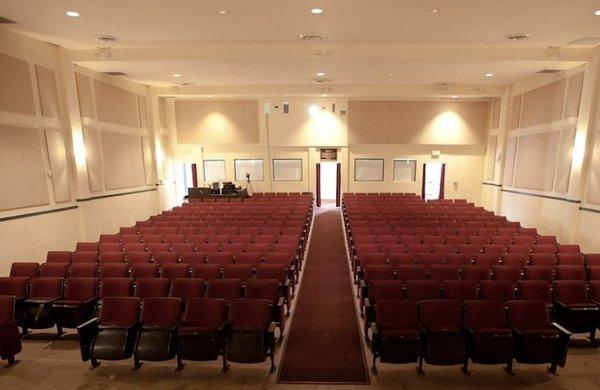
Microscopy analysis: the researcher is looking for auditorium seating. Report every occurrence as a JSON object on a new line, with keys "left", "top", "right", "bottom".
{"left": 0, "top": 296, "right": 21, "bottom": 366}
{"left": 343, "top": 193, "right": 598, "bottom": 376}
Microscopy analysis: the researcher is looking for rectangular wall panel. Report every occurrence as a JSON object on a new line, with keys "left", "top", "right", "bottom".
{"left": 35, "top": 65, "right": 60, "bottom": 118}
{"left": 503, "top": 137, "right": 517, "bottom": 186}
{"left": 486, "top": 135, "right": 498, "bottom": 180}
{"left": 393, "top": 159, "right": 417, "bottom": 182}
{"left": 509, "top": 94, "right": 522, "bottom": 130}
{"left": 513, "top": 131, "right": 559, "bottom": 191}
{"left": 273, "top": 159, "right": 303, "bottom": 181}
{"left": 564, "top": 72, "right": 584, "bottom": 119}
{"left": 0, "top": 124, "right": 49, "bottom": 210}
{"left": 586, "top": 131, "right": 600, "bottom": 205}
{"left": 83, "top": 127, "right": 104, "bottom": 192}
{"left": 354, "top": 158, "right": 384, "bottom": 181}
{"left": 75, "top": 73, "right": 95, "bottom": 118}
{"left": 0, "top": 53, "right": 35, "bottom": 115}
{"left": 141, "top": 136, "right": 155, "bottom": 185}
{"left": 348, "top": 100, "right": 489, "bottom": 145}
{"left": 93, "top": 79, "right": 139, "bottom": 127}
{"left": 234, "top": 159, "right": 264, "bottom": 181}
{"left": 101, "top": 131, "right": 145, "bottom": 190}
{"left": 175, "top": 100, "right": 259, "bottom": 144}
{"left": 44, "top": 129, "right": 71, "bottom": 203}
{"left": 553, "top": 128, "right": 576, "bottom": 193}
{"left": 520, "top": 79, "right": 566, "bottom": 127}
{"left": 490, "top": 98, "right": 501, "bottom": 129}
{"left": 138, "top": 95, "right": 149, "bottom": 128}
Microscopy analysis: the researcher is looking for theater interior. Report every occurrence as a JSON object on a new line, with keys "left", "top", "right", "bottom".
{"left": 1, "top": 1, "right": 600, "bottom": 389}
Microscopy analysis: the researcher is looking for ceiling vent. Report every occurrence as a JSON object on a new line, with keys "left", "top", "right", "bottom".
{"left": 313, "top": 77, "right": 331, "bottom": 84}
{"left": 568, "top": 37, "right": 600, "bottom": 46}
{"left": 537, "top": 69, "right": 562, "bottom": 74}
{"left": 313, "top": 48, "right": 334, "bottom": 56}
{"left": 104, "top": 71, "right": 127, "bottom": 76}
{"left": 178, "top": 82, "right": 194, "bottom": 86}
{"left": 94, "top": 34, "right": 119, "bottom": 44}
{"left": 0, "top": 15, "right": 16, "bottom": 24}
{"left": 300, "top": 33, "right": 326, "bottom": 42}
{"left": 434, "top": 82, "right": 451, "bottom": 89}
{"left": 474, "top": 87, "right": 486, "bottom": 94}
{"left": 506, "top": 33, "right": 533, "bottom": 41}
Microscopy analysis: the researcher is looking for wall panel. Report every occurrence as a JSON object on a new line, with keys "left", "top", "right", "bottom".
{"left": 93, "top": 79, "right": 139, "bottom": 127}
{"left": 0, "top": 124, "right": 49, "bottom": 210}
{"left": 142, "top": 136, "right": 155, "bottom": 185}
{"left": 586, "top": 131, "right": 600, "bottom": 205}
{"left": 35, "top": 65, "right": 60, "bottom": 118}
{"left": 509, "top": 94, "right": 522, "bottom": 130}
{"left": 513, "top": 131, "right": 559, "bottom": 191}
{"left": 175, "top": 100, "right": 259, "bottom": 144}
{"left": 101, "top": 132, "right": 145, "bottom": 190}
{"left": 44, "top": 130, "right": 71, "bottom": 202}
{"left": 554, "top": 128, "right": 576, "bottom": 193}
{"left": 138, "top": 95, "right": 149, "bottom": 128}
{"left": 83, "top": 127, "right": 104, "bottom": 192}
{"left": 75, "top": 73, "right": 95, "bottom": 118}
{"left": 348, "top": 100, "right": 489, "bottom": 145}
{"left": 520, "top": 79, "right": 566, "bottom": 128}
{"left": 0, "top": 53, "right": 35, "bottom": 115}
{"left": 564, "top": 72, "right": 584, "bottom": 119}
{"left": 503, "top": 137, "right": 517, "bottom": 187}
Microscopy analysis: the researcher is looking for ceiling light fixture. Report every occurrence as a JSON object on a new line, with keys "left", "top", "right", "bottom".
{"left": 595, "top": 10, "right": 600, "bottom": 16}
{"left": 310, "top": 8, "right": 324, "bottom": 14}
{"left": 207, "top": 95, "right": 213, "bottom": 98}
{"left": 308, "top": 104, "right": 320, "bottom": 116}
{"left": 94, "top": 34, "right": 119, "bottom": 44}
{"left": 316, "top": 72, "right": 325, "bottom": 77}
{"left": 451, "top": 95, "right": 458, "bottom": 99}
{"left": 507, "top": 33, "right": 532, "bottom": 41}
{"left": 321, "top": 94, "right": 328, "bottom": 97}
{"left": 66, "top": 10, "right": 80, "bottom": 17}
{"left": 426, "top": 7, "right": 439, "bottom": 15}
{"left": 218, "top": 10, "right": 228, "bottom": 15}
{"left": 485, "top": 73, "right": 494, "bottom": 77}
{"left": 173, "top": 73, "right": 181, "bottom": 78}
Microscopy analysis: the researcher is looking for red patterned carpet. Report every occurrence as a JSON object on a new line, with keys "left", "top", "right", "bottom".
{"left": 278, "top": 205, "right": 369, "bottom": 384}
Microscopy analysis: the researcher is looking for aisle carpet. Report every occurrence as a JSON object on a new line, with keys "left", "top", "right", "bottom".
{"left": 278, "top": 205, "right": 369, "bottom": 384}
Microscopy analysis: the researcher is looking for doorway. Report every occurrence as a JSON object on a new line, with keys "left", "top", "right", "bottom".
{"left": 316, "top": 162, "right": 341, "bottom": 207}
{"left": 422, "top": 162, "right": 446, "bottom": 201}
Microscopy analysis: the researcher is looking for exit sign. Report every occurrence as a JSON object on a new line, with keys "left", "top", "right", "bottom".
{"left": 320, "top": 149, "right": 337, "bottom": 160}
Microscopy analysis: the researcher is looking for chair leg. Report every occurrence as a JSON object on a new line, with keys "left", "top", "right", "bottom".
{"left": 5, "top": 355, "right": 17, "bottom": 368}
{"left": 89, "top": 358, "right": 100, "bottom": 370}
{"left": 548, "top": 363, "right": 559, "bottom": 376}
{"left": 371, "top": 353, "right": 378, "bottom": 375}
{"left": 221, "top": 353, "right": 229, "bottom": 374}
{"left": 461, "top": 359, "right": 470, "bottom": 376}
{"left": 56, "top": 325, "right": 64, "bottom": 337}
{"left": 417, "top": 356, "right": 425, "bottom": 376}
{"left": 132, "top": 356, "right": 142, "bottom": 371}
{"left": 175, "top": 355, "right": 184, "bottom": 372}
{"left": 504, "top": 360, "right": 514, "bottom": 376}
{"left": 269, "top": 353, "right": 276, "bottom": 375}
{"left": 589, "top": 329, "right": 597, "bottom": 346}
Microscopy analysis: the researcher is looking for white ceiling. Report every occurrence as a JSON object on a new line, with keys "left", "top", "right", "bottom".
{"left": 1, "top": 0, "right": 598, "bottom": 92}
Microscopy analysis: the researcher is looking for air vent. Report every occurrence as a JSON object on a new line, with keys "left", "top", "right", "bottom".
{"left": 0, "top": 15, "right": 16, "bottom": 24}
{"left": 506, "top": 33, "right": 533, "bottom": 41}
{"left": 568, "top": 37, "right": 600, "bottom": 46}
{"left": 178, "top": 82, "right": 194, "bottom": 86}
{"left": 103, "top": 71, "right": 128, "bottom": 76}
{"left": 434, "top": 82, "right": 451, "bottom": 89}
{"left": 537, "top": 69, "right": 562, "bottom": 74}
{"left": 313, "top": 48, "right": 334, "bottom": 56}
{"left": 300, "top": 33, "right": 326, "bottom": 42}
{"left": 94, "top": 34, "right": 119, "bottom": 44}
{"left": 313, "top": 77, "right": 331, "bottom": 84}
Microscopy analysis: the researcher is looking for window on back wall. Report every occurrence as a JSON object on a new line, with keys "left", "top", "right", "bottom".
{"left": 203, "top": 159, "right": 226, "bottom": 182}
{"left": 273, "top": 158, "right": 302, "bottom": 181}
{"left": 354, "top": 158, "right": 384, "bottom": 181}
{"left": 393, "top": 159, "right": 417, "bottom": 182}
{"left": 234, "top": 159, "right": 264, "bottom": 181}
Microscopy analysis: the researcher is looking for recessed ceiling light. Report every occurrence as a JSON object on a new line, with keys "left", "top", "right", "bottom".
{"left": 207, "top": 95, "right": 213, "bottom": 98}
{"left": 595, "top": 10, "right": 600, "bottom": 16}
{"left": 94, "top": 34, "right": 119, "bottom": 43}
{"left": 66, "top": 10, "right": 80, "bottom": 17}
{"left": 321, "top": 94, "right": 328, "bottom": 97}
{"left": 389, "top": 72, "right": 394, "bottom": 76}
{"left": 308, "top": 104, "right": 320, "bottom": 116}
{"left": 426, "top": 7, "right": 439, "bottom": 15}
{"left": 173, "top": 73, "right": 181, "bottom": 78}
{"left": 451, "top": 95, "right": 458, "bottom": 99}
{"left": 218, "top": 10, "right": 228, "bottom": 15}
{"left": 507, "top": 33, "right": 532, "bottom": 41}
{"left": 316, "top": 72, "right": 325, "bottom": 77}
{"left": 310, "top": 8, "right": 324, "bottom": 14}
{"left": 485, "top": 73, "right": 494, "bottom": 77}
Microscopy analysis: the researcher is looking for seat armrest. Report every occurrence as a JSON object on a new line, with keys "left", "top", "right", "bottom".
{"left": 462, "top": 325, "right": 475, "bottom": 336}
{"left": 267, "top": 321, "right": 277, "bottom": 334}
{"left": 371, "top": 322, "right": 379, "bottom": 337}
{"left": 277, "top": 297, "right": 285, "bottom": 308}
{"left": 552, "top": 322, "right": 572, "bottom": 337}
{"left": 554, "top": 300, "right": 570, "bottom": 310}
{"left": 364, "top": 298, "right": 372, "bottom": 309}
{"left": 511, "top": 327, "right": 523, "bottom": 336}
{"left": 284, "top": 279, "right": 291, "bottom": 288}
{"left": 77, "top": 317, "right": 100, "bottom": 330}
{"left": 359, "top": 279, "right": 366, "bottom": 288}
{"left": 27, "top": 297, "right": 59, "bottom": 305}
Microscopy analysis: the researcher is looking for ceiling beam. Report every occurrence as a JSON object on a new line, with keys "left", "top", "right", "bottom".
{"left": 69, "top": 43, "right": 596, "bottom": 63}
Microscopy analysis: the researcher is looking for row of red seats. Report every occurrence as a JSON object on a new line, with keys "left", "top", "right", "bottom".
{"left": 370, "top": 299, "right": 570, "bottom": 375}
{"left": 79, "top": 296, "right": 278, "bottom": 372}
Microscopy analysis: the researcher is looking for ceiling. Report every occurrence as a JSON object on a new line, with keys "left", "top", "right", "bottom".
{"left": 1, "top": 0, "right": 598, "bottom": 93}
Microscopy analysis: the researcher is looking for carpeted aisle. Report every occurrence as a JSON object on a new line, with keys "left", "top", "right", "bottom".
{"left": 278, "top": 205, "right": 369, "bottom": 384}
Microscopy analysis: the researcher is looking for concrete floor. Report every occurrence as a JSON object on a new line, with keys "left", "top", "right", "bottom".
{"left": 2, "top": 204, "right": 600, "bottom": 389}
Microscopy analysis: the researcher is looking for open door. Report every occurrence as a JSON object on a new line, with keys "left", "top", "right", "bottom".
{"left": 191, "top": 163, "right": 198, "bottom": 187}
{"left": 422, "top": 162, "right": 446, "bottom": 200}
{"left": 316, "top": 162, "right": 341, "bottom": 207}
{"left": 316, "top": 163, "right": 321, "bottom": 207}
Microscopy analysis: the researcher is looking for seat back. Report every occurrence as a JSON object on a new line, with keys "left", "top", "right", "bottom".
{"left": 46, "top": 251, "right": 72, "bottom": 264}
{"left": 39, "top": 263, "right": 68, "bottom": 278}
{"left": 228, "top": 299, "right": 271, "bottom": 331}
{"left": 463, "top": 300, "right": 507, "bottom": 330}
{"left": 507, "top": 300, "right": 551, "bottom": 330}
{"left": 134, "top": 278, "right": 171, "bottom": 299}
{"left": 10, "top": 262, "right": 39, "bottom": 278}
{"left": 169, "top": 278, "right": 205, "bottom": 306}
{"left": 419, "top": 299, "right": 461, "bottom": 330}
{"left": 376, "top": 299, "right": 419, "bottom": 331}
{"left": 207, "top": 279, "right": 242, "bottom": 299}
{"left": 479, "top": 280, "right": 516, "bottom": 301}
{"left": 405, "top": 280, "right": 441, "bottom": 301}
{"left": 183, "top": 298, "right": 227, "bottom": 328}
{"left": 443, "top": 280, "right": 478, "bottom": 302}
{"left": 99, "top": 277, "right": 134, "bottom": 299}
{"left": 517, "top": 280, "right": 552, "bottom": 303}
{"left": 554, "top": 280, "right": 589, "bottom": 305}
{"left": 244, "top": 279, "right": 279, "bottom": 302}
{"left": 99, "top": 297, "right": 140, "bottom": 326}
{"left": 64, "top": 277, "right": 98, "bottom": 301}
{"left": 141, "top": 297, "right": 181, "bottom": 327}
{"left": 29, "top": 277, "right": 63, "bottom": 299}
{"left": 0, "top": 277, "right": 29, "bottom": 298}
